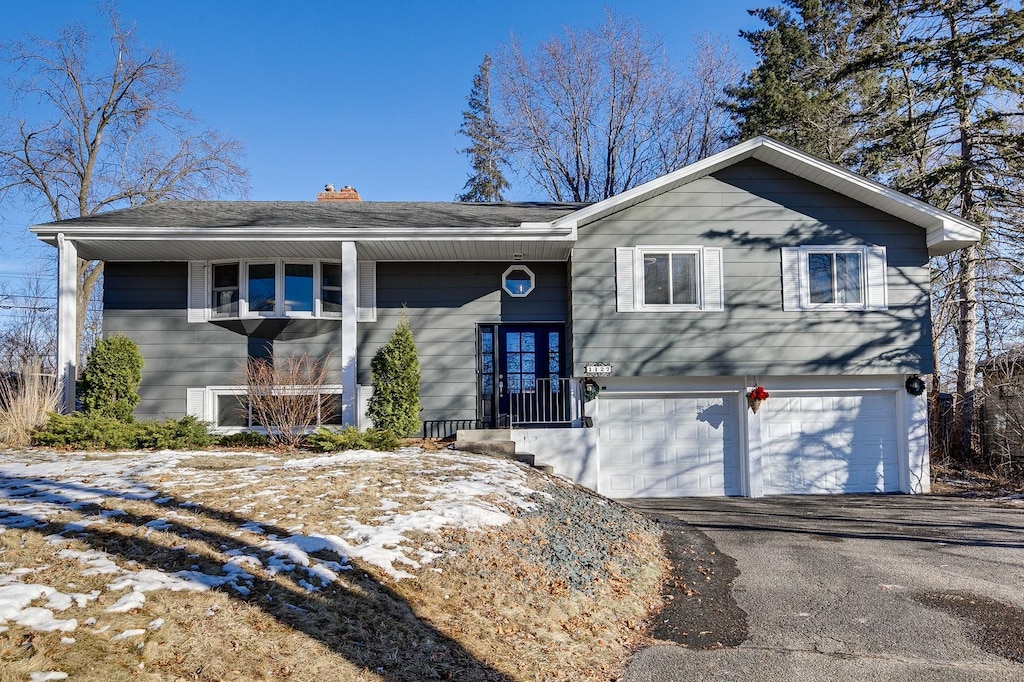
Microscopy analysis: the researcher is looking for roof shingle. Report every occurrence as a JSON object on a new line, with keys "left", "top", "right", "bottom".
{"left": 38, "top": 201, "right": 589, "bottom": 230}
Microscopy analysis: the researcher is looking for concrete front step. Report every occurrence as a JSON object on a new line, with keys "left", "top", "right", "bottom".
{"left": 455, "top": 440, "right": 517, "bottom": 457}
{"left": 456, "top": 428, "right": 512, "bottom": 443}
{"left": 453, "top": 429, "right": 555, "bottom": 475}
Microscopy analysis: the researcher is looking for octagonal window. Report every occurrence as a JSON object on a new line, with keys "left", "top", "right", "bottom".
{"left": 502, "top": 266, "right": 535, "bottom": 297}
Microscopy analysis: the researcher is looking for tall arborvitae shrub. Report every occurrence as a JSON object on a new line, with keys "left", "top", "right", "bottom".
{"left": 79, "top": 334, "right": 144, "bottom": 422}
{"left": 367, "top": 314, "right": 421, "bottom": 437}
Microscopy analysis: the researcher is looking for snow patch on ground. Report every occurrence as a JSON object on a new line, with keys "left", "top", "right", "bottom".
{"left": 0, "top": 447, "right": 544, "bottom": 632}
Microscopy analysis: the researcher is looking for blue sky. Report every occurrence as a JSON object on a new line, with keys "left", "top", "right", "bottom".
{"left": 0, "top": 0, "right": 763, "bottom": 290}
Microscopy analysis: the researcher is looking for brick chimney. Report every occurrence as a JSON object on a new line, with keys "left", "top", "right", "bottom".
{"left": 317, "top": 184, "right": 361, "bottom": 202}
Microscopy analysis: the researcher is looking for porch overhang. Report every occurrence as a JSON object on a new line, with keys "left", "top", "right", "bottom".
{"left": 30, "top": 223, "right": 577, "bottom": 262}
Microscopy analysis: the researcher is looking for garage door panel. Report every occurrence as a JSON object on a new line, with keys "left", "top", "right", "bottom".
{"left": 599, "top": 396, "right": 741, "bottom": 497}
{"left": 762, "top": 391, "right": 899, "bottom": 495}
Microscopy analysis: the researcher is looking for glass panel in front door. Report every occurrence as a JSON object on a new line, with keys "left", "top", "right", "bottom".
{"left": 479, "top": 327, "right": 495, "bottom": 425}
{"left": 495, "top": 325, "right": 564, "bottom": 425}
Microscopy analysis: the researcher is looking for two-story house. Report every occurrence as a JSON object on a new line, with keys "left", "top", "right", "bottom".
{"left": 32, "top": 138, "right": 982, "bottom": 497}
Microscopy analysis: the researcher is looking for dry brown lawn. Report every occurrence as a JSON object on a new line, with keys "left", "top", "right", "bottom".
{"left": 0, "top": 448, "right": 667, "bottom": 681}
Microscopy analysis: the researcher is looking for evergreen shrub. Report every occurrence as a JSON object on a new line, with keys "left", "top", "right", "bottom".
{"left": 366, "top": 314, "right": 421, "bottom": 437}
{"left": 33, "top": 413, "right": 213, "bottom": 450}
{"left": 306, "top": 427, "right": 400, "bottom": 452}
{"left": 80, "top": 335, "right": 144, "bottom": 421}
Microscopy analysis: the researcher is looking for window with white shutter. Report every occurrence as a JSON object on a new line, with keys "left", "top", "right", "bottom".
{"left": 357, "top": 261, "right": 377, "bottom": 322}
{"left": 187, "top": 262, "right": 209, "bottom": 323}
{"left": 781, "top": 245, "right": 887, "bottom": 311}
{"left": 187, "top": 259, "right": 354, "bottom": 320}
{"left": 616, "top": 246, "right": 724, "bottom": 312}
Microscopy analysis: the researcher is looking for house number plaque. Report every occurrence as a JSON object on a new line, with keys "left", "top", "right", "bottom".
{"left": 584, "top": 363, "right": 613, "bottom": 377}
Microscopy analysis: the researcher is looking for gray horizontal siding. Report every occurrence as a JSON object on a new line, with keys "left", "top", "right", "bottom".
{"left": 571, "top": 159, "right": 934, "bottom": 377}
{"left": 358, "top": 261, "right": 568, "bottom": 422}
{"left": 104, "top": 262, "right": 343, "bottom": 421}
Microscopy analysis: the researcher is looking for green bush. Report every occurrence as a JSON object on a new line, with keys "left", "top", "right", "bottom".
{"left": 366, "top": 314, "right": 421, "bottom": 437}
{"left": 306, "top": 427, "right": 400, "bottom": 453}
{"left": 33, "top": 413, "right": 213, "bottom": 451}
{"left": 33, "top": 413, "right": 137, "bottom": 450}
{"left": 217, "top": 431, "right": 272, "bottom": 448}
{"left": 135, "top": 416, "right": 214, "bottom": 450}
{"left": 80, "top": 335, "right": 144, "bottom": 422}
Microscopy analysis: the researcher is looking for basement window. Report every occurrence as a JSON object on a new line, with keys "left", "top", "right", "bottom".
{"left": 205, "top": 387, "right": 345, "bottom": 431}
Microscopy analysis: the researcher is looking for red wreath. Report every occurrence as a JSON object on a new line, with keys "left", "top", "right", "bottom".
{"left": 746, "top": 385, "right": 770, "bottom": 401}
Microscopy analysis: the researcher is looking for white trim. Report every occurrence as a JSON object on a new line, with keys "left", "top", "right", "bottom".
{"left": 549, "top": 136, "right": 981, "bottom": 257}
{"left": 619, "top": 245, "right": 723, "bottom": 312}
{"left": 905, "top": 383, "right": 931, "bottom": 493}
{"left": 185, "top": 387, "right": 207, "bottom": 420}
{"left": 744, "top": 392, "right": 763, "bottom": 498}
{"left": 31, "top": 224, "right": 576, "bottom": 240}
{"left": 187, "top": 262, "right": 210, "bottom": 323}
{"left": 357, "top": 384, "right": 374, "bottom": 431}
{"left": 29, "top": 139, "right": 981, "bottom": 260}
{"left": 56, "top": 234, "right": 78, "bottom": 413}
{"left": 244, "top": 260, "right": 278, "bottom": 317}
{"left": 191, "top": 258, "right": 346, "bottom": 320}
{"left": 199, "top": 384, "right": 345, "bottom": 432}
{"left": 615, "top": 247, "right": 636, "bottom": 312}
{"left": 501, "top": 265, "right": 536, "bottom": 297}
{"left": 782, "top": 245, "right": 887, "bottom": 312}
{"left": 321, "top": 261, "right": 343, "bottom": 318}
{"left": 341, "top": 242, "right": 358, "bottom": 426}
{"left": 356, "top": 260, "right": 377, "bottom": 322}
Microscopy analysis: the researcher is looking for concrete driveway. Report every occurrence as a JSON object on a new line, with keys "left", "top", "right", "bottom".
{"left": 624, "top": 495, "right": 1024, "bottom": 681}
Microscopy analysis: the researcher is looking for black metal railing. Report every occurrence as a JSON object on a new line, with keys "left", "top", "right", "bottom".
{"left": 421, "top": 378, "right": 587, "bottom": 437}
{"left": 508, "top": 377, "right": 584, "bottom": 427}
{"left": 421, "top": 415, "right": 511, "bottom": 439}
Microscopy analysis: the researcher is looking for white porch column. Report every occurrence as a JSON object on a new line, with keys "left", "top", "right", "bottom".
{"left": 341, "top": 241, "right": 358, "bottom": 426}
{"left": 56, "top": 234, "right": 78, "bottom": 413}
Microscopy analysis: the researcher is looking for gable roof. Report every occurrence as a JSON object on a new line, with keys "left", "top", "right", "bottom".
{"left": 31, "top": 137, "right": 981, "bottom": 261}
{"left": 552, "top": 136, "right": 983, "bottom": 257}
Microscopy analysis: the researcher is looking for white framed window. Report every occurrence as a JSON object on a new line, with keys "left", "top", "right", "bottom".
{"left": 321, "top": 262, "right": 343, "bottom": 316}
{"left": 246, "top": 261, "right": 279, "bottom": 316}
{"left": 502, "top": 265, "right": 535, "bottom": 297}
{"left": 211, "top": 262, "right": 240, "bottom": 318}
{"left": 187, "top": 385, "right": 344, "bottom": 432}
{"left": 781, "top": 246, "right": 887, "bottom": 311}
{"left": 615, "top": 246, "right": 724, "bottom": 312}
{"left": 188, "top": 259, "right": 375, "bottom": 321}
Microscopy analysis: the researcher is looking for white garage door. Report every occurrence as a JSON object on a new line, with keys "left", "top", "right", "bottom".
{"left": 599, "top": 395, "right": 742, "bottom": 497}
{"left": 761, "top": 392, "right": 900, "bottom": 495}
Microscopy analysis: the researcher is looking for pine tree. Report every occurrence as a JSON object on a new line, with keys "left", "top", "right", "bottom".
{"left": 733, "top": 0, "right": 1024, "bottom": 464}
{"left": 367, "top": 314, "right": 421, "bottom": 437}
{"left": 867, "top": 0, "right": 1024, "bottom": 462}
{"left": 456, "top": 55, "right": 510, "bottom": 202}
{"left": 725, "top": 1, "right": 877, "bottom": 164}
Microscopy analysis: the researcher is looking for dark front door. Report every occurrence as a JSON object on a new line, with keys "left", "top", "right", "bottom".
{"left": 479, "top": 324, "right": 565, "bottom": 427}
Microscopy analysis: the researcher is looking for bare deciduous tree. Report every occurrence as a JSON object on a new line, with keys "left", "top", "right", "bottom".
{"left": 495, "top": 12, "right": 736, "bottom": 201}
{"left": 0, "top": 7, "right": 248, "bottom": 358}
{"left": 676, "top": 34, "right": 741, "bottom": 165}
{"left": 0, "top": 268, "right": 57, "bottom": 375}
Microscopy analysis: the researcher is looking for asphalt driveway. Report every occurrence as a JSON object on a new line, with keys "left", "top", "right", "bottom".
{"left": 624, "top": 495, "right": 1024, "bottom": 682}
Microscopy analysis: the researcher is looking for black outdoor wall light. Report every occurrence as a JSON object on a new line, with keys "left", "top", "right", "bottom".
{"left": 905, "top": 375, "right": 926, "bottom": 396}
